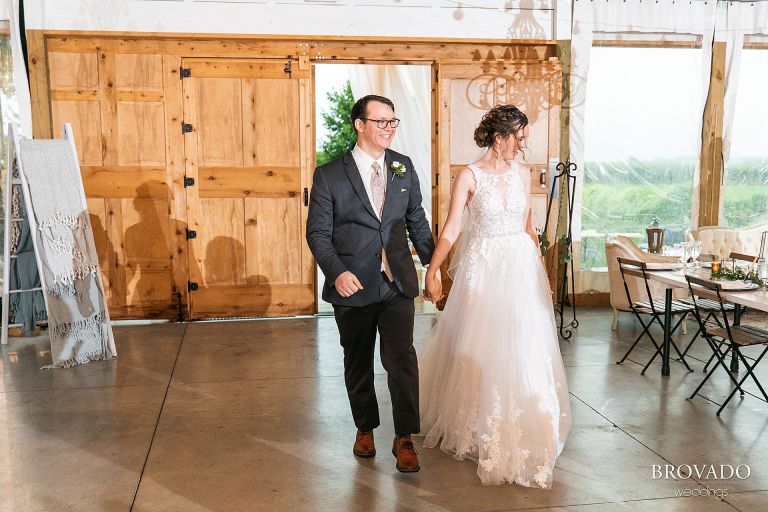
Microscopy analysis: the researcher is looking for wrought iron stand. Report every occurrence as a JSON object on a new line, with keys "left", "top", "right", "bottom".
{"left": 543, "top": 161, "right": 578, "bottom": 339}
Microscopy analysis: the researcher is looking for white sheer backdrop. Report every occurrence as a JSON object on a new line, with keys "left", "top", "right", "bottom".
{"left": 349, "top": 65, "right": 432, "bottom": 220}
{"left": 0, "top": 0, "right": 31, "bottom": 136}
{"left": 569, "top": 0, "right": 718, "bottom": 234}
{"left": 721, "top": 1, "right": 768, "bottom": 200}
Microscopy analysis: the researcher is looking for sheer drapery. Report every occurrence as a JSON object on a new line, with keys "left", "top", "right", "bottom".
{"left": 348, "top": 65, "right": 432, "bottom": 219}
{"left": 722, "top": 2, "right": 768, "bottom": 166}
{"left": 569, "top": 0, "right": 718, "bottom": 240}
{"left": 0, "top": 0, "right": 32, "bottom": 136}
{"left": 720, "top": 2, "right": 768, "bottom": 227}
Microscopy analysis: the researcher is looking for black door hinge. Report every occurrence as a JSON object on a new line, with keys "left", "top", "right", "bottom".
{"left": 435, "top": 121, "right": 439, "bottom": 135}
{"left": 181, "top": 122, "right": 193, "bottom": 134}
{"left": 186, "top": 228, "right": 197, "bottom": 240}
{"left": 188, "top": 281, "right": 199, "bottom": 292}
{"left": 284, "top": 60, "right": 292, "bottom": 77}
{"left": 184, "top": 176, "right": 195, "bottom": 187}
{"left": 180, "top": 67, "right": 191, "bottom": 79}
{"left": 303, "top": 187, "right": 308, "bottom": 206}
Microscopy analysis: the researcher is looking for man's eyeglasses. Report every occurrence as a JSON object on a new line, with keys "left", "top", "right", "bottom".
{"left": 361, "top": 118, "right": 401, "bottom": 129}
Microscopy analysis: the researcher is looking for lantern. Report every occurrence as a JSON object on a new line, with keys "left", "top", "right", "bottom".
{"left": 646, "top": 216, "right": 665, "bottom": 254}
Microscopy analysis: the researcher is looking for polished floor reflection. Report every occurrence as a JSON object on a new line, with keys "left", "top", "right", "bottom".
{"left": 1, "top": 310, "right": 767, "bottom": 511}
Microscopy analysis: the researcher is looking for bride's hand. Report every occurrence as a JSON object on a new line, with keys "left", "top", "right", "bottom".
{"left": 425, "top": 271, "right": 443, "bottom": 303}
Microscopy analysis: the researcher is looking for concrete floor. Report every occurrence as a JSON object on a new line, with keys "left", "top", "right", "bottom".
{"left": 1, "top": 309, "right": 768, "bottom": 512}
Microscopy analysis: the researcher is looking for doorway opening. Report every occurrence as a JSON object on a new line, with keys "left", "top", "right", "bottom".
{"left": 313, "top": 63, "right": 435, "bottom": 315}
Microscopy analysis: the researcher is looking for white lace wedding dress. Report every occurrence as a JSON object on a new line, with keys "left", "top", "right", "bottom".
{"left": 418, "top": 163, "right": 571, "bottom": 488}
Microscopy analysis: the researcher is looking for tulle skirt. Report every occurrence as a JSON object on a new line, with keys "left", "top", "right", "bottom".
{"left": 418, "top": 232, "right": 571, "bottom": 487}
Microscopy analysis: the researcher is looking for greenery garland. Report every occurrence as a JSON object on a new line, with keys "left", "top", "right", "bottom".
{"left": 710, "top": 267, "right": 762, "bottom": 286}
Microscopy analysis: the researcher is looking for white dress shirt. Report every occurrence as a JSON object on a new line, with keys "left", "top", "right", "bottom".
{"left": 351, "top": 144, "right": 387, "bottom": 209}
{"left": 351, "top": 144, "right": 393, "bottom": 280}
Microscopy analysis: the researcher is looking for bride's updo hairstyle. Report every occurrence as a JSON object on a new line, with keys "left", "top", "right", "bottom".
{"left": 473, "top": 104, "right": 528, "bottom": 148}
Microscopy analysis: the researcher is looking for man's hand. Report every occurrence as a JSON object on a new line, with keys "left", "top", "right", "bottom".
{"left": 424, "top": 268, "right": 444, "bottom": 303}
{"left": 335, "top": 271, "right": 364, "bottom": 298}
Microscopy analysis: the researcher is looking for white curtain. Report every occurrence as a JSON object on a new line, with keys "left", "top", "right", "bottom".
{"left": 348, "top": 65, "right": 432, "bottom": 219}
{"left": 721, "top": 1, "right": 768, "bottom": 194}
{"left": 569, "top": 0, "right": 718, "bottom": 236}
{"left": 0, "top": 0, "right": 32, "bottom": 136}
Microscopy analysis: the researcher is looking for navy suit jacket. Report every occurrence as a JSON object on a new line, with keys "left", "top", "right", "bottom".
{"left": 306, "top": 148, "right": 435, "bottom": 306}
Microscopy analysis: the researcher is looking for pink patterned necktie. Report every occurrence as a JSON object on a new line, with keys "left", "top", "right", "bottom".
{"left": 370, "top": 161, "right": 385, "bottom": 218}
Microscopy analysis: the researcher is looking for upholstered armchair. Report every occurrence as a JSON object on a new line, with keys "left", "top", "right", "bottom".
{"left": 687, "top": 222, "right": 768, "bottom": 261}
{"left": 605, "top": 236, "right": 688, "bottom": 331}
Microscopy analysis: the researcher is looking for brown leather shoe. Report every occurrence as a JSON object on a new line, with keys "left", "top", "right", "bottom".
{"left": 353, "top": 429, "right": 376, "bottom": 458}
{"left": 392, "top": 436, "right": 420, "bottom": 473}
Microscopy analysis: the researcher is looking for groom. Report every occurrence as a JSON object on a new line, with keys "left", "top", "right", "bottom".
{"left": 306, "top": 95, "right": 435, "bottom": 473}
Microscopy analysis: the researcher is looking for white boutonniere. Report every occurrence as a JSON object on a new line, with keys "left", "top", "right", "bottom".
{"left": 391, "top": 161, "right": 406, "bottom": 179}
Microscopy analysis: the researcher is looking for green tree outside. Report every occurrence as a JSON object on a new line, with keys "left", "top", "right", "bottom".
{"left": 316, "top": 81, "right": 357, "bottom": 166}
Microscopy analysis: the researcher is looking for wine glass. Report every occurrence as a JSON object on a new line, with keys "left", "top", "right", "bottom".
{"left": 679, "top": 242, "right": 693, "bottom": 269}
{"left": 759, "top": 258, "right": 768, "bottom": 290}
{"left": 692, "top": 241, "right": 702, "bottom": 269}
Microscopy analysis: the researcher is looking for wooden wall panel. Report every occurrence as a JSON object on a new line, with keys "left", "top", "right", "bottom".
{"left": 51, "top": 100, "right": 102, "bottom": 165}
{"left": 242, "top": 78, "right": 300, "bottom": 167}
{"left": 197, "top": 78, "right": 243, "bottom": 166}
{"left": 116, "top": 102, "right": 166, "bottom": 165}
{"left": 116, "top": 54, "right": 164, "bottom": 92}
{"left": 244, "top": 198, "right": 301, "bottom": 284}
{"left": 48, "top": 52, "right": 98, "bottom": 91}
{"left": 125, "top": 271, "right": 174, "bottom": 307}
{"left": 197, "top": 198, "right": 246, "bottom": 286}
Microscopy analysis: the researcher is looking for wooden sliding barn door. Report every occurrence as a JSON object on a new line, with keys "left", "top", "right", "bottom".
{"left": 181, "top": 59, "right": 315, "bottom": 318}
{"left": 48, "top": 50, "right": 184, "bottom": 319}
{"left": 435, "top": 60, "right": 562, "bottom": 291}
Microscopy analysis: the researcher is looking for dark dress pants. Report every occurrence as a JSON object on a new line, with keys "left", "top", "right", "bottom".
{"left": 333, "top": 272, "right": 418, "bottom": 436}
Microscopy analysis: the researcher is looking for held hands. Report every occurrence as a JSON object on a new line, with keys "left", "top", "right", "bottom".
{"left": 423, "top": 268, "right": 444, "bottom": 304}
{"left": 335, "top": 271, "right": 364, "bottom": 298}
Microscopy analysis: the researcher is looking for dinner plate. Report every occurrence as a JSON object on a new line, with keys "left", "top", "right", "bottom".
{"left": 712, "top": 280, "right": 760, "bottom": 291}
{"left": 644, "top": 262, "right": 681, "bottom": 271}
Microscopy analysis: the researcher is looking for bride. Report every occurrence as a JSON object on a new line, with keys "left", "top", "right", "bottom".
{"left": 418, "top": 104, "right": 571, "bottom": 488}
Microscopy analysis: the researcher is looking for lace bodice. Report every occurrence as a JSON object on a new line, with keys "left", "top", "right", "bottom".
{"left": 467, "top": 164, "right": 527, "bottom": 237}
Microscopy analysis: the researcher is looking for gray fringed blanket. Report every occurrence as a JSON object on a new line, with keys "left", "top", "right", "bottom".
{"left": 18, "top": 139, "right": 116, "bottom": 369}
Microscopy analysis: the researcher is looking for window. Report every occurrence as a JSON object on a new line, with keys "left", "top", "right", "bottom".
{"left": 580, "top": 46, "right": 703, "bottom": 272}
{"left": 722, "top": 48, "right": 768, "bottom": 228}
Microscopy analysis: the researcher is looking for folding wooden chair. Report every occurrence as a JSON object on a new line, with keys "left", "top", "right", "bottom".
{"left": 685, "top": 275, "right": 768, "bottom": 416}
{"left": 615, "top": 257, "right": 695, "bottom": 375}
{"left": 680, "top": 252, "right": 756, "bottom": 372}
